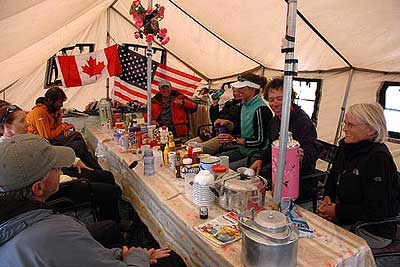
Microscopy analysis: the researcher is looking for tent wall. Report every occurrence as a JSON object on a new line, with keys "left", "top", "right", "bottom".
{"left": 4, "top": 10, "right": 109, "bottom": 111}
{"left": 1, "top": 0, "right": 400, "bottom": 166}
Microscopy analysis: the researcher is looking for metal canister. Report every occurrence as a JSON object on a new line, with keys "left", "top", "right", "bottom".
{"left": 271, "top": 132, "right": 300, "bottom": 200}
{"left": 239, "top": 210, "right": 298, "bottom": 267}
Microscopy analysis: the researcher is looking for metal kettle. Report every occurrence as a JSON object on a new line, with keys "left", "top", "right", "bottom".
{"left": 238, "top": 209, "right": 298, "bottom": 267}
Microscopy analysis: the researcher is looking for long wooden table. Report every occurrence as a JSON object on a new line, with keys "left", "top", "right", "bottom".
{"left": 86, "top": 125, "right": 375, "bottom": 267}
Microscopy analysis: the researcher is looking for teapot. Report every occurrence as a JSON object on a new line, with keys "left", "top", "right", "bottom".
{"left": 238, "top": 209, "right": 298, "bottom": 267}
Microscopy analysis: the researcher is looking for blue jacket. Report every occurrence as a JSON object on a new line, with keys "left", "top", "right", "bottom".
{"left": 0, "top": 208, "right": 149, "bottom": 267}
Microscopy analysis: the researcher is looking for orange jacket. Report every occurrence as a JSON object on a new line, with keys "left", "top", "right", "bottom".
{"left": 26, "top": 104, "right": 67, "bottom": 140}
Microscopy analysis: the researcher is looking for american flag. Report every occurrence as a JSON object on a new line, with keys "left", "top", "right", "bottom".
{"left": 113, "top": 45, "right": 201, "bottom": 105}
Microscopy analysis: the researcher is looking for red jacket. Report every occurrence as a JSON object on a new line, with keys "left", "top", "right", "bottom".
{"left": 145, "top": 91, "right": 197, "bottom": 137}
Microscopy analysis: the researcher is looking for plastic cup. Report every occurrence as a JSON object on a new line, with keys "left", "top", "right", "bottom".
{"left": 219, "top": 155, "right": 229, "bottom": 169}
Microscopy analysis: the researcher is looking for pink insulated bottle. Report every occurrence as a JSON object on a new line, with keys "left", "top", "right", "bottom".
{"left": 271, "top": 132, "right": 300, "bottom": 200}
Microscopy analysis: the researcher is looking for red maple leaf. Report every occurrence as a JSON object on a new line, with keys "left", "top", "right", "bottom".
{"left": 81, "top": 56, "right": 105, "bottom": 79}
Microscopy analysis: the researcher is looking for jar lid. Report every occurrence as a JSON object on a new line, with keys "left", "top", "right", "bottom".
{"left": 254, "top": 210, "right": 288, "bottom": 232}
{"left": 212, "top": 165, "right": 226, "bottom": 173}
{"left": 224, "top": 176, "right": 263, "bottom": 192}
{"left": 183, "top": 158, "right": 193, "bottom": 165}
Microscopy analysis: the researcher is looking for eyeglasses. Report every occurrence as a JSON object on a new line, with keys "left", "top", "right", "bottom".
{"left": 1, "top": 105, "right": 17, "bottom": 124}
{"left": 342, "top": 121, "right": 368, "bottom": 129}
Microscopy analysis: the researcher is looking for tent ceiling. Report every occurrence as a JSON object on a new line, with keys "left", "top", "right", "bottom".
{"left": 1, "top": 0, "right": 399, "bottom": 89}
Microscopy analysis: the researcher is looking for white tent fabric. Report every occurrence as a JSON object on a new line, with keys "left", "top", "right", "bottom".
{"left": 1, "top": 0, "right": 400, "bottom": 163}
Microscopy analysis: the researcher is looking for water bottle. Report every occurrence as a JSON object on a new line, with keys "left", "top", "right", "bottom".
{"left": 144, "top": 149, "right": 155, "bottom": 176}
{"left": 211, "top": 88, "right": 225, "bottom": 100}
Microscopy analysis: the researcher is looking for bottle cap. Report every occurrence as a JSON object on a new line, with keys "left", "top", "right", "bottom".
{"left": 212, "top": 165, "right": 227, "bottom": 173}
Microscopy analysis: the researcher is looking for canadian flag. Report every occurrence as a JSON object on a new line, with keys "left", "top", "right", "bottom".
{"left": 55, "top": 44, "right": 122, "bottom": 88}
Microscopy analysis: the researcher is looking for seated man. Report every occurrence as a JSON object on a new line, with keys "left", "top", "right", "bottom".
{"left": 0, "top": 134, "right": 170, "bottom": 267}
{"left": 250, "top": 77, "right": 318, "bottom": 200}
{"left": 146, "top": 79, "right": 197, "bottom": 138}
{"left": 188, "top": 86, "right": 243, "bottom": 155}
{"left": 26, "top": 87, "right": 101, "bottom": 169}
{"left": 1, "top": 104, "right": 123, "bottom": 224}
{"left": 217, "top": 74, "right": 273, "bottom": 170}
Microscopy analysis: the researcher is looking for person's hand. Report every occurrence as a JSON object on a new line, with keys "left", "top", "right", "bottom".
{"left": 64, "top": 122, "right": 75, "bottom": 131}
{"left": 63, "top": 129, "right": 72, "bottom": 136}
{"left": 122, "top": 246, "right": 135, "bottom": 260}
{"left": 250, "top": 160, "right": 263, "bottom": 175}
{"left": 297, "top": 147, "right": 304, "bottom": 161}
{"left": 317, "top": 196, "right": 336, "bottom": 220}
{"left": 174, "top": 98, "right": 184, "bottom": 106}
{"left": 211, "top": 98, "right": 219, "bottom": 106}
{"left": 147, "top": 248, "right": 171, "bottom": 264}
{"left": 122, "top": 246, "right": 151, "bottom": 262}
{"left": 217, "top": 133, "right": 233, "bottom": 144}
{"left": 75, "top": 159, "right": 93, "bottom": 173}
{"left": 214, "top": 119, "right": 234, "bottom": 131}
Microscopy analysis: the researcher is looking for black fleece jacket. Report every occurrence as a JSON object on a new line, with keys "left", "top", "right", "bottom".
{"left": 209, "top": 99, "right": 242, "bottom": 136}
{"left": 324, "top": 139, "right": 400, "bottom": 239}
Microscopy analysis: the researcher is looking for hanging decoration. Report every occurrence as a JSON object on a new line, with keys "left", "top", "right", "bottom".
{"left": 130, "top": 0, "right": 170, "bottom": 45}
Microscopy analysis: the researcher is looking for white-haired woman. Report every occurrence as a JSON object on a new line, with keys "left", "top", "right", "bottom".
{"left": 318, "top": 103, "right": 399, "bottom": 248}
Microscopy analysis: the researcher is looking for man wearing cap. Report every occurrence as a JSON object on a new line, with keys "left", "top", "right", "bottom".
{"left": 0, "top": 134, "right": 170, "bottom": 267}
{"left": 217, "top": 74, "right": 273, "bottom": 170}
{"left": 146, "top": 79, "right": 197, "bottom": 137}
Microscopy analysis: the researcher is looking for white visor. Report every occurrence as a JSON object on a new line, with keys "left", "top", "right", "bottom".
{"left": 231, "top": 80, "right": 261, "bottom": 89}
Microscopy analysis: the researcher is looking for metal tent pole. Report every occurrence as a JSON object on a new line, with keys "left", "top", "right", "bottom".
{"left": 146, "top": 0, "right": 153, "bottom": 128}
{"left": 106, "top": 8, "right": 111, "bottom": 99}
{"left": 273, "top": 0, "right": 298, "bottom": 207}
{"left": 333, "top": 68, "right": 354, "bottom": 145}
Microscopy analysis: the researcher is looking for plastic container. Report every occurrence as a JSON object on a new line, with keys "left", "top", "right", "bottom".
{"left": 211, "top": 88, "right": 225, "bottom": 100}
{"left": 144, "top": 149, "right": 155, "bottom": 176}
{"left": 271, "top": 132, "right": 300, "bottom": 200}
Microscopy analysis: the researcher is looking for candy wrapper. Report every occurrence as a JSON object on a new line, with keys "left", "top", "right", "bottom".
{"left": 285, "top": 199, "right": 315, "bottom": 238}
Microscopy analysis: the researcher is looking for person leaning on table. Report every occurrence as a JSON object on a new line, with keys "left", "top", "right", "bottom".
{"left": 0, "top": 134, "right": 170, "bottom": 267}
{"left": 318, "top": 103, "right": 400, "bottom": 249}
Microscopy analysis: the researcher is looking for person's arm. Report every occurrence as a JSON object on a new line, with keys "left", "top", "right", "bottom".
{"left": 244, "top": 106, "right": 273, "bottom": 147}
{"left": 292, "top": 118, "right": 318, "bottom": 174}
{"left": 28, "top": 109, "right": 68, "bottom": 139}
{"left": 46, "top": 217, "right": 150, "bottom": 267}
{"left": 335, "top": 153, "right": 394, "bottom": 222}
{"left": 182, "top": 96, "right": 198, "bottom": 112}
{"left": 209, "top": 102, "right": 220, "bottom": 124}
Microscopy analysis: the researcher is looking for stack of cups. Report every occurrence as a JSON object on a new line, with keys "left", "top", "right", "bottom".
{"left": 193, "top": 170, "right": 215, "bottom": 206}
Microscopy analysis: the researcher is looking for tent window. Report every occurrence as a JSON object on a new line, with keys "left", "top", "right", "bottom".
{"left": 378, "top": 82, "right": 400, "bottom": 139}
{"left": 44, "top": 44, "right": 95, "bottom": 88}
{"left": 293, "top": 78, "right": 322, "bottom": 125}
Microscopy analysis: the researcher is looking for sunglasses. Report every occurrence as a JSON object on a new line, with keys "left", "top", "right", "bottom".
{"left": 1, "top": 105, "right": 17, "bottom": 124}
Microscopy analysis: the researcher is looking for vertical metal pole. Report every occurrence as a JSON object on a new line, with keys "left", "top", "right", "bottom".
{"left": 273, "top": 0, "right": 298, "bottom": 206}
{"left": 333, "top": 68, "right": 354, "bottom": 145}
{"left": 106, "top": 8, "right": 111, "bottom": 99}
{"left": 146, "top": 0, "right": 153, "bottom": 128}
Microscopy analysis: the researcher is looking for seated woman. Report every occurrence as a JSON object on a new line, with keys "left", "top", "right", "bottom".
{"left": 318, "top": 103, "right": 400, "bottom": 249}
{"left": 217, "top": 74, "right": 273, "bottom": 170}
{"left": 0, "top": 104, "right": 124, "bottom": 225}
{"left": 26, "top": 87, "right": 101, "bottom": 169}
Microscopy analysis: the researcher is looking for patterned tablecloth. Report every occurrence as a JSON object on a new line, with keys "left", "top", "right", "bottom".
{"left": 86, "top": 125, "right": 376, "bottom": 267}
